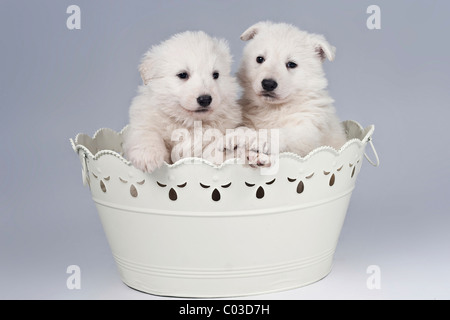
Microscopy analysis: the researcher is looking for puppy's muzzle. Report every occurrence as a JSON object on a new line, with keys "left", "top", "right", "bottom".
{"left": 261, "top": 79, "right": 278, "bottom": 92}
{"left": 196, "top": 95, "right": 212, "bottom": 112}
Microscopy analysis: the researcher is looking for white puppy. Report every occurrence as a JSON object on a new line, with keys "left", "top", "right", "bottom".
{"left": 124, "top": 31, "right": 242, "bottom": 172}
{"left": 237, "top": 21, "right": 347, "bottom": 161}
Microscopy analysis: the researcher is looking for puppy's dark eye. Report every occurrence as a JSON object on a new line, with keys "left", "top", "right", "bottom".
{"left": 177, "top": 72, "right": 189, "bottom": 80}
{"left": 213, "top": 72, "right": 219, "bottom": 80}
{"left": 286, "top": 61, "right": 297, "bottom": 69}
{"left": 256, "top": 56, "right": 265, "bottom": 64}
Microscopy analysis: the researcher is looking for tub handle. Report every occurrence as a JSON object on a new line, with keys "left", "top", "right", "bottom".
{"left": 80, "top": 152, "right": 90, "bottom": 187}
{"left": 364, "top": 137, "right": 380, "bottom": 167}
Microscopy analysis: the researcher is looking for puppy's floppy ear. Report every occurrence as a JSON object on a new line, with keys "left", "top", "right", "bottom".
{"left": 139, "top": 51, "right": 153, "bottom": 85}
{"left": 240, "top": 21, "right": 271, "bottom": 41}
{"left": 310, "top": 34, "right": 336, "bottom": 62}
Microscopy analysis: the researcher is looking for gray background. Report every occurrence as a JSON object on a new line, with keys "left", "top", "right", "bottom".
{"left": 1, "top": 0, "right": 449, "bottom": 300}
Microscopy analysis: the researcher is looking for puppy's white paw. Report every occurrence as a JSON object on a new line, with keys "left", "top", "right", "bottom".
{"left": 222, "top": 127, "right": 256, "bottom": 151}
{"left": 249, "top": 133, "right": 270, "bottom": 155}
{"left": 247, "top": 150, "right": 273, "bottom": 168}
{"left": 127, "top": 147, "right": 167, "bottom": 173}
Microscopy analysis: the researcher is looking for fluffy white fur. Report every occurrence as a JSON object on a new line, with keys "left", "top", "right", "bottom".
{"left": 237, "top": 21, "right": 347, "bottom": 160}
{"left": 124, "top": 31, "right": 242, "bottom": 172}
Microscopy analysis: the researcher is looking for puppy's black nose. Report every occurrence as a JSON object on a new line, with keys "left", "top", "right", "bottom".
{"left": 261, "top": 79, "right": 278, "bottom": 92}
{"left": 197, "top": 95, "right": 212, "bottom": 107}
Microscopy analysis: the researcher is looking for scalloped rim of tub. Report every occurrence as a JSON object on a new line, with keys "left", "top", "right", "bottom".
{"left": 70, "top": 120, "right": 378, "bottom": 169}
